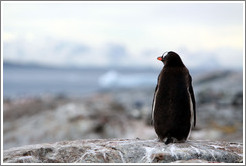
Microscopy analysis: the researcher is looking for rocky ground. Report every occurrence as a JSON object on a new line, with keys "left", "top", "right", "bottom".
{"left": 3, "top": 69, "right": 243, "bottom": 154}
{"left": 3, "top": 139, "right": 243, "bottom": 163}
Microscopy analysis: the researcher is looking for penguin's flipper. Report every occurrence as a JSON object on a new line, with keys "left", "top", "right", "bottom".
{"left": 189, "top": 75, "right": 196, "bottom": 127}
{"left": 151, "top": 80, "right": 159, "bottom": 125}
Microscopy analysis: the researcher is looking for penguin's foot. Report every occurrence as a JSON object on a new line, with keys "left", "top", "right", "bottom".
{"left": 165, "top": 137, "right": 173, "bottom": 145}
{"left": 165, "top": 137, "right": 186, "bottom": 144}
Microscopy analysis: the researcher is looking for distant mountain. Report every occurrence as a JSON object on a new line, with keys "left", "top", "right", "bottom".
{"left": 3, "top": 61, "right": 59, "bottom": 70}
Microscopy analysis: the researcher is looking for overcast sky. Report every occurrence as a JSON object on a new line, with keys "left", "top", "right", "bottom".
{"left": 2, "top": 1, "right": 244, "bottom": 69}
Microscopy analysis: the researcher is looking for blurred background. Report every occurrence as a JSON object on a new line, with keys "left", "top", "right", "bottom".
{"left": 2, "top": 2, "right": 244, "bottom": 150}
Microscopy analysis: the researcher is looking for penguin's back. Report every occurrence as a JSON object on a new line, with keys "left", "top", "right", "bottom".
{"left": 153, "top": 66, "right": 192, "bottom": 141}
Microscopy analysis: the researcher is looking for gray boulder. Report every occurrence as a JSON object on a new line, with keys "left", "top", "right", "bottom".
{"left": 3, "top": 139, "right": 243, "bottom": 163}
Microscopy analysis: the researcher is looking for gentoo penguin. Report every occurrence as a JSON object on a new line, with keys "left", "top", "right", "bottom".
{"left": 151, "top": 51, "right": 196, "bottom": 145}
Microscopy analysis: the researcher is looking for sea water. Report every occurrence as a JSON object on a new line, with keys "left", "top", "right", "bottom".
{"left": 3, "top": 63, "right": 159, "bottom": 98}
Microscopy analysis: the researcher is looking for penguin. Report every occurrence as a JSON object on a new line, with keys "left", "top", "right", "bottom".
{"left": 151, "top": 51, "right": 196, "bottom": 145}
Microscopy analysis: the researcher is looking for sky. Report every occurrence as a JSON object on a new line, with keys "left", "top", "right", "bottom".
{"left": 2, "top": 1, "right": 245, "bottom": 69}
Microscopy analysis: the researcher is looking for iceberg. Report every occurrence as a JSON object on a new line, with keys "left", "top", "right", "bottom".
{"left": 98, "top": 70, "right": 157, "bottom": 89}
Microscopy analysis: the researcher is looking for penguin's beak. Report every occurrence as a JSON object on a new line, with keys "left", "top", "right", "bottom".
{"left": 157, "top": 57, "right": 163, "bottom": 61}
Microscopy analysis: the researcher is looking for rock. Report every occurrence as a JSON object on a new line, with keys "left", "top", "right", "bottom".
{"left": 232, "top": 92, "right": 243, "bottom": 106}
{"left": 3, "top": 139, "right": 243, "bottom": 163}
{"left": 3, "top": 93, "right": 158, "bottom": 150}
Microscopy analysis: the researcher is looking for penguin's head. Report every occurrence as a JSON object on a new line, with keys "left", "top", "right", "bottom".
{"left": 157, "top": 51, "right": 184, "bottom": 67}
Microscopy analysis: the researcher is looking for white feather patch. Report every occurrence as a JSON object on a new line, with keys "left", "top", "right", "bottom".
{"left": 152, "top": 86, "right": 159, "bottom": 125}
{"left": 187, "top": 87, "right": 194, "bottom": 140}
